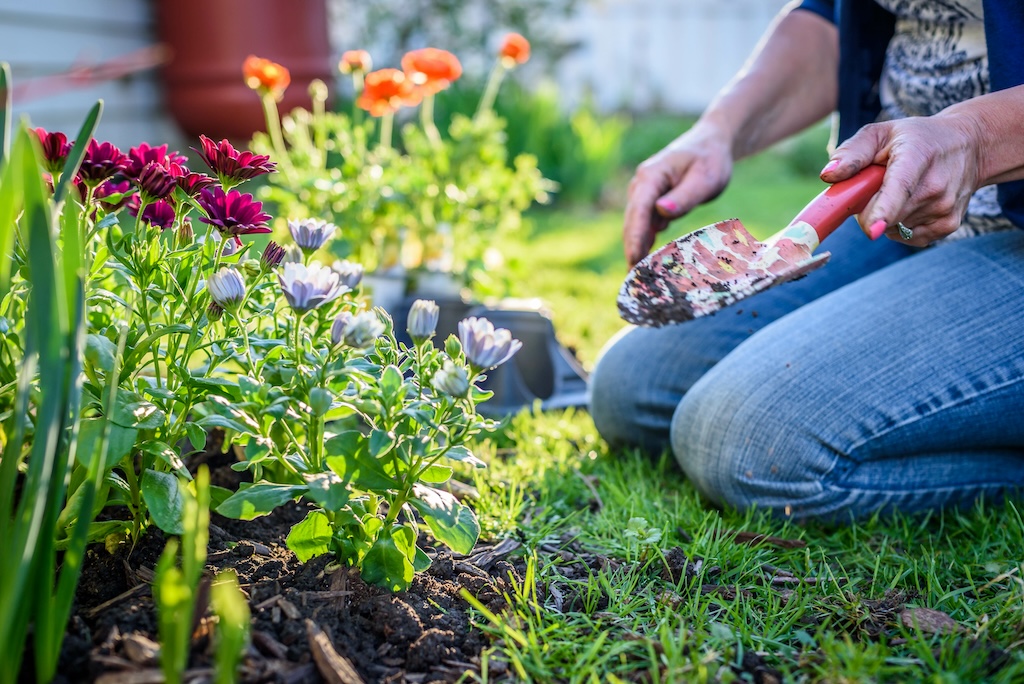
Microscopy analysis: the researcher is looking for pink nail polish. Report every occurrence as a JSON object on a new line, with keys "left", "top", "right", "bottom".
{"left": 868, "top": 220, "right": 887, "bottom": 240}
{"left": 820, "top": 159, "right": 840, "bottom": 175}
{"left": 656, "top": 199, "right": 678, "bottom": 214}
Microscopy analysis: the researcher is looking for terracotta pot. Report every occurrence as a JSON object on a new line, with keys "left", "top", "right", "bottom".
{"left": 156, "top": 0, "right": 333, "bottom": 141}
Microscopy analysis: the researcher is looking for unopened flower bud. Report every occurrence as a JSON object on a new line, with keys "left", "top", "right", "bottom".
{"left": 241, "top": 258, "right": 262, "bottom": 278}
{"left": 407, "top": 299, "right": 439, "bottom": 342}
{"left": 432, "top": 360, "right": 469, "bottom": 398}
{"left": 331, "top": 259, "right": 364, "bottom": 290}
{"left": 309, "top": 78, "right": 329, "bottom": 103}
{"left": 207, "top": 267, "right": 246, "bottom": 310}
{"left": 339, "top": 50, "right": 372, "bottom": 75}
{"left": 207, "top": 301, "right": 225, "bottom": 322}
{"left": 331, "top": 311, "right": 385, "bottom": 349}
{"left": 458, "top": 316, "right": 522, "bottom": 371}
{"left": 308, "top": 387, "right": 333, "bottom": 417}
{"left": 176, "top": 218, "right": 195, "bottom": 249}
{"left": 261, "top": 240, "right": 286, "bottom": 269}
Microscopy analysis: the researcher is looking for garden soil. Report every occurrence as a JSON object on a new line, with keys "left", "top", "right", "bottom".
{"left": 50, "top": 444, "right": 520, "bottom": 684}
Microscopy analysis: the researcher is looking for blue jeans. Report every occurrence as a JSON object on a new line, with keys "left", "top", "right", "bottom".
{"left": 590, "top": 218, "right": 1024, "bottom": 520}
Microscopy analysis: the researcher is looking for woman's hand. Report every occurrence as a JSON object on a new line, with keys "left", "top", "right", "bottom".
{"left": 623, "top": 123, "right": 733, "bottom": 266}
{"left": 819, "top": 114, "right": 984, "bottom": 247}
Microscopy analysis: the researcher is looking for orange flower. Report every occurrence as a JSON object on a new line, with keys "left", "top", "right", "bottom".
{"left": 243, "top": 55, "right": 291, "bottom": 98}
{"left": 339, "top": 49, "right": 372, "bottom": 74}
{"left": 499, "top": 33, "right": 530, "bottom": 66}
{"left": 401, "top": 48, "right": 462, "bottom": 95}
{"left": 357, "top": 68, "right": 422, "bottom": 117}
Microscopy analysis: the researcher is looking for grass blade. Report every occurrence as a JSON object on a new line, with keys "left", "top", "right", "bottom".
{"left": 53, "top": 100, "right": 102, "bottom": 205}
{"left": 0, "top": 62, "right": 11, "bottom": 164}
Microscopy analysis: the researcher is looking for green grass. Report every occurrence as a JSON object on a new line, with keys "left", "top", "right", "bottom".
{"left": 458, "top": 131, "right": 1024, "bottom": 682}
{"left": 460, "top": 411, "right": 1024, "bottom": 683}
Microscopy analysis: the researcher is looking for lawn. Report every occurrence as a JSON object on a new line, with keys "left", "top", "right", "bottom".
{"left": 459, "top": 138, "right": 1024, "bottom": 682}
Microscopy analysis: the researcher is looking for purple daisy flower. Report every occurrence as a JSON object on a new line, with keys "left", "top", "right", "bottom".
{"left": 124, "top": 142, "right": 187, "bottom": 179}
{"left": 129, "top": 196, "right": 176, "bottom": 230}
{"left": 95, "top": 179, "right": 132, "bottom": 212}
{"left": 34, "top": 128, "right": 71, "bottom": 174}
{"left": 168, "top": 162, "right": 218, "bottom": 197}
{"left": 193, "top": 135, "right": 276, "bottom": 187}
{"left": 136, "top": 161, "right": 176, "bottom": 201}
{"left": 78, "top": 139, "right": 130, "bottom": 186}
{"left": 196, "top": 187, "right": 272, "bottom": 237}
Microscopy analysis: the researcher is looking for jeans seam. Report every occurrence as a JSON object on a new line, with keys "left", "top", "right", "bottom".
{"left": 843, "top": 372, "right": 1024, "bottom": 455}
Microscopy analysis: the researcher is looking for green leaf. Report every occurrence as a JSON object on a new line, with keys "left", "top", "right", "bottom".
{"left": 442, "top": 444, "right": 487, "bottom": 468}
{"left": 368, "top": 429, "right": 395, "bottom": 457}
{"left": 0, "top": 62, "right": 10, "bottom": 163}
{"left": 304, "top": 472, "right": 351, "bottom": 512}
{"left": 326, "top": 448, "right": 397, "bottom": 493}
{"left": 379, "top": 365, "right": 405, "bottom": 404}
{"left": 286, "top": 510, "right": 333, "bottom": 563}
{"left": 410, "top": 484, "right": 480, "bottom": 555}
{"left": 138, "top": 440, "right": 189, "bottom": 479}
{"left": 413, "top": 546, "right": 432, "bottom": 573}
{"left": 360, "top": 531, "right": 415, "bottom": 591}
{"left": 141, "top": 470, "right": 185, "bottom": 535}
{"left": 185, "top": 423, "right": 207, "bottom": 452}
{"left": 419, "top": 464, "right": 453, "bottom": 484}
{"left": 215, "top": 483, "right": 303, "bottom": 521}
{"left": 84, "top": 333, "right": 117, "bottom": 373}
{"left": 112, "top": 391, "right": 165, "bottom": 430}
{"left": 75, "top": 418, "right": 137, "bottom": 470}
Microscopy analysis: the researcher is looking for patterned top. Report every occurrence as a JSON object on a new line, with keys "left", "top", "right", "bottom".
{"left": 874, "top": 0, "right": 1015, "bottom": 240}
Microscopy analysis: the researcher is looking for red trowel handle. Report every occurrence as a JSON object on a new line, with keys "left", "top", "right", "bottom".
{"left": 790, "top": 165, "right": 886, "bottom": 242}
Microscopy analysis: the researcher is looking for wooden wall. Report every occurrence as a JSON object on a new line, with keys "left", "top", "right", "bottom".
{"left": 0, "top": 0, "right": 185, "bottom": 149}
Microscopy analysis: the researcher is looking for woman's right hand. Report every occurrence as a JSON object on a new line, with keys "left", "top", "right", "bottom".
{"left": 623, "top": 122, "right": 734, "bottom": 266}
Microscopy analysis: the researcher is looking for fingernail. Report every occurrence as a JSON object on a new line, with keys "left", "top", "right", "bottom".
{"left": 868, "top": 220, "right": 887, "bottom": 240}
{"left": 655, "top": 199, "right": 678, "bottom": 216}
{"left": 820, "top": 159, "right": 840, "bottom": 175}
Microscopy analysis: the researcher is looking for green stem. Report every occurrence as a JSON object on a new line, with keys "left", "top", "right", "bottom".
{"left": 380, "top": 111, "right": 394, "bottom": 151}
{"left": 293, "top": 312, "right": 305, "bottom": 367}
{"left": 230, "top": 311, "right": 259, "bottom": 380}
{"left": 476, "top": 62, "right": 507, "bottom": 120}
{"left": 352, "top": 73, "right": 364, "bottom": 126}
{"left": 261, "top": 94, "right": 293, "bottom": 179}
{"left": 421, "top": 94, "right": 441, "bottom": 148}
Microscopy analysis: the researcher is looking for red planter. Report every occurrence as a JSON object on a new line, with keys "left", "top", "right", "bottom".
{"left": 156, "top": 0, "right": 333, "bottom": 141}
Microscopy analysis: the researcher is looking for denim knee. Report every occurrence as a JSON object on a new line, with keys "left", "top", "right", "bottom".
{"left": 670, "top": 365, "right": 834, "bottom": 516}
{"left": 589, "top": 327, "right": 671, "bottom": 453}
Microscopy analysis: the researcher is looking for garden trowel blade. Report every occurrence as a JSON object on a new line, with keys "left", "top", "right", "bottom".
{"left": 617, "top": 218, "right": 829, "bottom": 327}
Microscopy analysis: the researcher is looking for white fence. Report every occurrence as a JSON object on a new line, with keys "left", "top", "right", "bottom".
{"left": 0, "top": 0, "right": 790, "bottom": 148}
{"left": 0, "top": 0, "right": 181, "bottom": 149}
{"left": 554, "top": 0, "right": 788, "bottom": 113}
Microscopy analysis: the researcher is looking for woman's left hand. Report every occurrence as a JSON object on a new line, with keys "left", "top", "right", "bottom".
{"left": 819, "top": 114, "right": 983, "bottom": 246}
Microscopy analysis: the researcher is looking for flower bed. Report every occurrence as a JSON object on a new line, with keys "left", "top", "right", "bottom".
{"left": 0, "top": 39, "right": 543, "bottom": 682}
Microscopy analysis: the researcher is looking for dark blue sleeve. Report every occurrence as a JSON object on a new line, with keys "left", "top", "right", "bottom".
{"left": 796, "top": 0, "right": 836, "bottom": 23}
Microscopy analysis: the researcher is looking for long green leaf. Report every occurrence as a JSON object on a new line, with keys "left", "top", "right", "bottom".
{"left": 0, "top": 106, "right": 25, "bottom": 302}
{"left": 0, "top": 125, "right": 66, "bottom": 684}
{"left": 0, "top": 62, "right": 11, "bottom": 164}
{"left": 37, "top": 277, "right": 89, "bottom": 681}
{"left": 53, "top": 101, "right": 102, "bottom": 205}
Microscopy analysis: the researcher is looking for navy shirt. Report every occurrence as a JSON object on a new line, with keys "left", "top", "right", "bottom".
{"left": 797, "top": 0, "right": 1024, "bottom": 229}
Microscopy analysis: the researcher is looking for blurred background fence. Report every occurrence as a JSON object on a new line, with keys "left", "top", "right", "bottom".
{"left": 2, "top": 0, "right": 788, "bottom": 147}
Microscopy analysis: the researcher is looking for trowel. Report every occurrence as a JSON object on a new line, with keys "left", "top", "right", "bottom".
{"left": 617, "top": 165, "right": 885, "bottom": 326}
